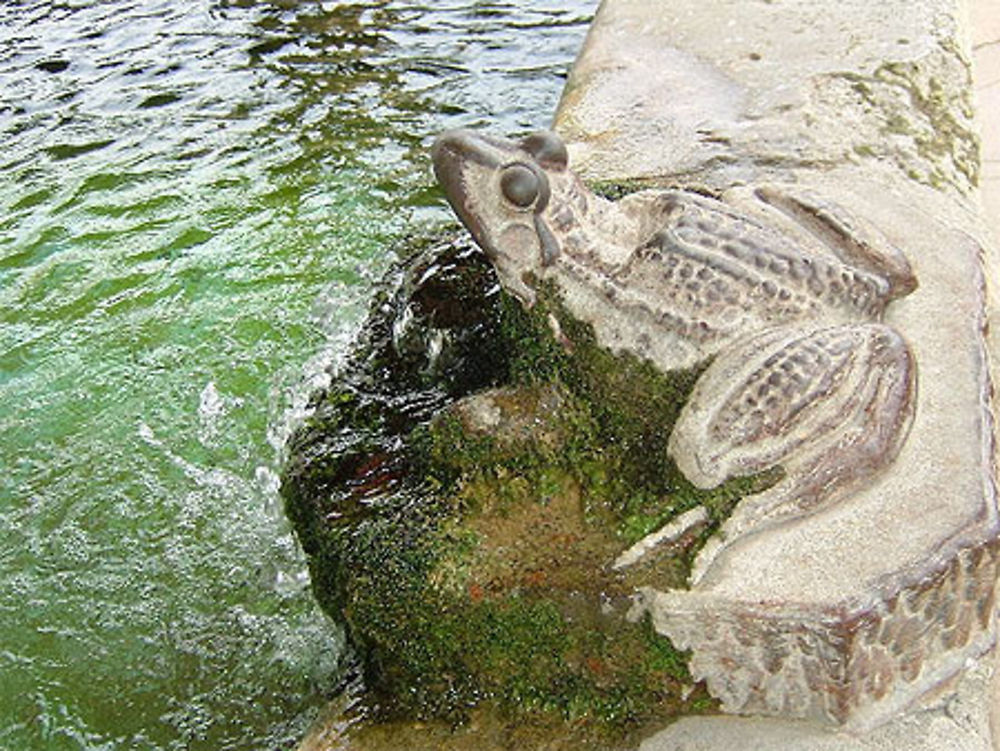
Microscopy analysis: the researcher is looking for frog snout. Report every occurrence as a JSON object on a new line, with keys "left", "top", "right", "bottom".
{"left": 432, "top": 131, "right": 497, "bottom": 259}
{"left": 430, "top": 130, "right": 468, "bottom": 201}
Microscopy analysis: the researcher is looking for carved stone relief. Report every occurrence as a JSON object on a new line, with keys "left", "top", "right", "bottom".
{"left": 433, "top": 128, "right": 918, "bottom": 573}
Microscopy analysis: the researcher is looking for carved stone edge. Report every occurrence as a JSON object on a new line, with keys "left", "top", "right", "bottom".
{"left": 623, "top": 193, "right": 1000, "bottom": 731}
{"left": 637, "top": 524, "right": 1000, "bottom": 731}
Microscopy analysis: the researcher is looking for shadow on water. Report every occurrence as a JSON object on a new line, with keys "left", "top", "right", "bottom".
{"left": 0, "top": 1, "right": 595, "bottom": 749}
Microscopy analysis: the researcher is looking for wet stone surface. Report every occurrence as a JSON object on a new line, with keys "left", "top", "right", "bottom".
{"left": 281, "top": 231, "right": 781, "bottom": 745}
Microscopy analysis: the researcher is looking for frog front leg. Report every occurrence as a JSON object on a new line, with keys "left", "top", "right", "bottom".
{"left": 667, "top": 321, "right": 916, "bottom": 584}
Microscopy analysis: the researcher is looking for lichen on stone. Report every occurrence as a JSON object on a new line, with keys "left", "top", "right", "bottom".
{"left": 817, "top": 43, "right": 979, "bottom": 193}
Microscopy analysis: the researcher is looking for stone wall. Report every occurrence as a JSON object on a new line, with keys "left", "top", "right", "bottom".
{"left": 557, "top": 0, "right": 1000, "bottom": 731}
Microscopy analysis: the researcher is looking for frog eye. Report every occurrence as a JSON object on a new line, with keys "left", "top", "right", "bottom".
{"left": 520, "top": 130, "right": 568, "bottom": 170}
{"left": 500, "top": 164, "right": 540, "bottom": 208}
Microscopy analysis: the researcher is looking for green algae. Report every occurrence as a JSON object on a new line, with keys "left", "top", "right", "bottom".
{"left": 317, "top": 468, "right": 713, "bottom": 738}
{"left": 589, "top": 178, "right": 660, "bottom": 201}
{"left": 280, "top": 231, "right": 784, "bottom": 738}
{"left": 490, "top": 281, "right": 779, "bottom": 539}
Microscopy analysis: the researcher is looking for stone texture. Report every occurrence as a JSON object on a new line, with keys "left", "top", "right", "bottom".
{"left": 969, "top": 0, "right": 1000, "bottom": 224}
{"left": 639, "top": 646, "right": 996, "bottom": 751}
{"left": 636, "top": 536, "right": 999, "bottom": 728}
{"left": 556, "top": 0, "right": 978, "bottom": 193}
{"left": 556, "top": 0, "right": 1000, "bottom": 733}
{"left": 969, "top": 1, "right": 1000, "bottom": 746}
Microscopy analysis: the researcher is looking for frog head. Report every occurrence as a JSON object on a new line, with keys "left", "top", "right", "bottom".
{"left": 432, "top": 129, "right": 570, "bottom": 305}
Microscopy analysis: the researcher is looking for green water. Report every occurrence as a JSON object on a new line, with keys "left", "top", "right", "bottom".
{"left": 0, "top": 2, "right": 595, "bottom": 748}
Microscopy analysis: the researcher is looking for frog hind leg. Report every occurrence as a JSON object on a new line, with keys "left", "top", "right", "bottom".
{"left": 667, "top": 322, "right": 916, "bottom": 585}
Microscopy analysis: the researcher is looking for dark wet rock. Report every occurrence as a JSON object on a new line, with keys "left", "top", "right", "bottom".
{"left": 280, "top": 230, "right": 776, "bottom": 741}
{"left": 282, "top": 232, "right": 507, "bottom": 555}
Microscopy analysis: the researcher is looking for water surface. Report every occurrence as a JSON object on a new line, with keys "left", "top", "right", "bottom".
{"left": 0, "top": 2, "right": 595, "bottom": 748}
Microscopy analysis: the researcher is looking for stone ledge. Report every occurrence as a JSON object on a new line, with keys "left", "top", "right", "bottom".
{"left": 638, "top": 535, "right": 998, "bottom": 729}
{"left": 639, "top": 645, "right": 996, "bottom": 751}
{"left": 557, "top": 0, "right": 1000, "bottom": 732}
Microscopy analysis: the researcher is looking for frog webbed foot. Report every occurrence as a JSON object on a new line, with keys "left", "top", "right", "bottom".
{"left": 668, "top": 322, "right": 916, "bottom": 582}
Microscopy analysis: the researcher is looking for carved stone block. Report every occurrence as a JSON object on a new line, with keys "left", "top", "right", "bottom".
{"left": 637, "top": 537, "right": 999, "bottom": 727}
{"left": 552, "top": 0, "right": 1000, "bottom": 732}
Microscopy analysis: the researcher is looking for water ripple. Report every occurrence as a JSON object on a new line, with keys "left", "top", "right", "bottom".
{"left": 0, "top": 1, "right": 596, "bottom": 748}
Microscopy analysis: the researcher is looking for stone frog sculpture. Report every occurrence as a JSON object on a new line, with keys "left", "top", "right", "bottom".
{"left": 431, "top": 128, "right": 917, "bottom": 581}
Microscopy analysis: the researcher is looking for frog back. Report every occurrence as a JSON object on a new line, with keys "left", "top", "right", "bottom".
{"left": 550, "top": 190, "right": 893, "bottom": 371}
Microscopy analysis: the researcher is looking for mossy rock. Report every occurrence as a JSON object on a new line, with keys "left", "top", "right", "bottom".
{"left": 281, "top": 230, "right": 776, "bottom": 743}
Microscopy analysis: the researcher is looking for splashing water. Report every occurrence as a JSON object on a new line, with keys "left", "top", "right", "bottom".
{"left": 0, "top": 1, "right": 596, "bottom": 748}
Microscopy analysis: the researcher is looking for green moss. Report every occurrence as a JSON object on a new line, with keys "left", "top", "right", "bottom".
{"left": 490, "top": 281, "right": 779, "bottom": 539}
{"left": 329, "top": 277, "right": 787, "bottom": 728}
{"left": 588, "top": 179, "right": 658, "bottom": 201}
{"left": 283, "top": 234, "right": 791, "bottom": 734}
{"left": 324, "top": 467, "right": 710, "bottom": 731}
